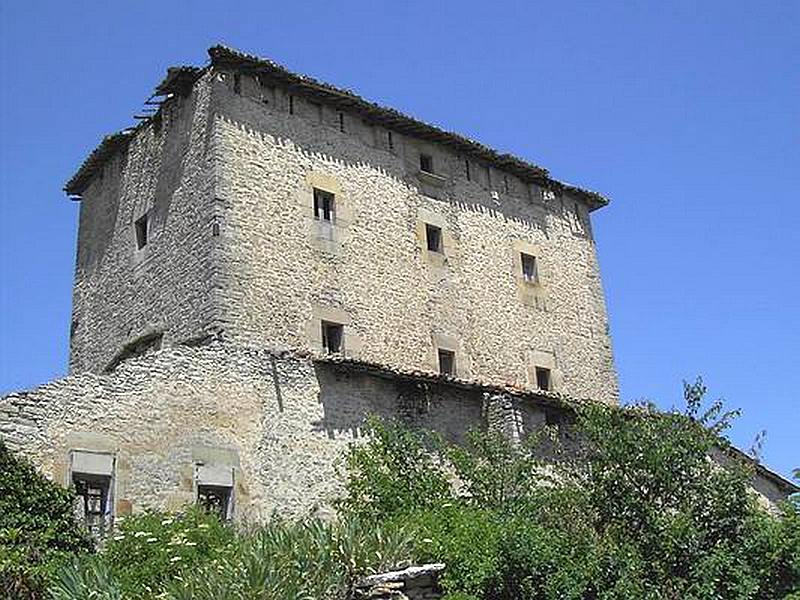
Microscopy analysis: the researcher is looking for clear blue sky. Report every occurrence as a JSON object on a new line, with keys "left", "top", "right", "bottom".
{"left": 1, "top": 1, "right": 797, "bottom": 479}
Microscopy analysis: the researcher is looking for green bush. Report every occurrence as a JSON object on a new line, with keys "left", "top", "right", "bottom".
{"left": 49, "top": 506, "right": 234, "bottom": 599}
{"left": 0, "top": 441, "right": 92, "bottom": 599}
{"left": 340, "top": 381, "right": 800, "bottom": 598}
{"left": 166, "top": 515, "right": 414, "bottom": 600}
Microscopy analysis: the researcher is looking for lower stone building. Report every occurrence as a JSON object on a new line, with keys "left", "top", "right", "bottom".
{"left": 1, "top": 340, "right": 795, "bottom": 528}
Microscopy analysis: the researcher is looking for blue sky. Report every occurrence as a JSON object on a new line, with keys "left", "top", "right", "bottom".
{"left": 0, "top": 1, "right": 797, "bottom": 479}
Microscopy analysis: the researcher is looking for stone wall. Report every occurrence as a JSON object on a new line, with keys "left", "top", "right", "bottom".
{"left": 66, "top": 62, "right": 617, "bottom": 403}
{"left": 209, "top": 70, "right": 618, "bottom": 403}
{"left": 1, "top": 342, "right": 541, "bottom": 519}
{"left": 69, "top": 71, "right": 222, "bottom": 374}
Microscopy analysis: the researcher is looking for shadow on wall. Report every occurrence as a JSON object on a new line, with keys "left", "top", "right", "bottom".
{"left": 310, "top": 363, "right": 486, "bottom": 444}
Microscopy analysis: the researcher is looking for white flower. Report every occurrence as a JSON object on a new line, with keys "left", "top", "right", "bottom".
{"left": 170, "top": 556, "right": 182, "bottom": 562}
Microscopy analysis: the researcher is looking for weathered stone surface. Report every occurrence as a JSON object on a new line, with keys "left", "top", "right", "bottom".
{"left": 0, "top": 343, "right": 552, "bottom": 518}
{"left": 69, "top": 55, "right": 618, "bottom": 403}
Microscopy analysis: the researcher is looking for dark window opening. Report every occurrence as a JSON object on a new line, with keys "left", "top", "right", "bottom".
{"left": 521, "top": 253, "right": 538, "bottom": 283}
{"left": 289, "top": 95, "right": 295, "bottom": 115}
{"left": 387, "top": 131, "right": 394, "bottom": 150}
{"left": 321, "top": 321, "right": 344, "bottom": 354}
{"left": 535, "top": 367, "right": 552, "bottom": 391}
{"left": 420, "top": 153, "right": 434, "bottom": 174}
{"left": 233, "top": 73, "right": 241, "bottom": 95}
{"left": 197, "top": 484, "right": 232, "bottom": 521}
{"left": 425, "top": 224, "right": 443, "bottom": 253}
{"left": 465, "top": 159, "right": 471, "bottom": 181}
{"left": 73, "top": 473, "right": 111, "bottom": 531}
{"left": 134, "top": 214, "right": 148, "bottom": 250}
{"left": 438, "top": 349, "right": 456, "bottom": 375}
{"left": 338, "top": 112, "right": 345, "bottom": 132}
{"left": 313, "top": 188, "right": 335, "bottom": 222}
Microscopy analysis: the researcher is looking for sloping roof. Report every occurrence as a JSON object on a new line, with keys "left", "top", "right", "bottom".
{"left": 207, "top": 45, "right": 608, "bottom": 209}
{"left": 313, "top": 351, "right": 799, "bottom": 495}
{"left": 65, "top": 45, "right": 610, "bottom": 208}
{"left": 64, "top": 130, "right": 135, "bottom": 197}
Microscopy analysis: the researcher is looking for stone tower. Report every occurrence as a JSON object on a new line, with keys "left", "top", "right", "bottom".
{"left": 65, "top": 46, "right": 618, "bottom": 403}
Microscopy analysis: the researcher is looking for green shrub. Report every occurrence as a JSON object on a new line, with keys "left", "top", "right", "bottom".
{"left": 339, "top": 380, "right": 800, "bottom": 598}
{"left": 165, "top": 516, "right": 414, "bottom": 600}
{"left": 0, "top": 441, "right": 92, "bottom": 599}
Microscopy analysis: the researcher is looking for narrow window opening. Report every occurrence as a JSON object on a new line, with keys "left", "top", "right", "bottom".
{"left": 233, "top": 73, "right": 241, "bottom": 95}
{"left": 134, "top": 213, "right": 148, "bottom": 250}
{"left": 420, "top": 153, "right": 434, "bottom": 174}
{"left": 438, "top": 349, "right": 456, "bottom": 375}
{"left": 535, "top": 367, "right": 552, "bottom": 391}
{"left": 521, "top": 253, "right": 538, "bottom": 283}
{"left": 338, "top": 112, "right": 345, "bottom": 132}
{"left": 197, "top": 484, "right": 232, "bottom": 521}
{"left": 425, "top": 224, "right": 443, "bottom": 253}
{"left": 465, "top": 159, "right": 471, "bottom": 181}
{"left": 73, "top": 473, "right": 111, "bottom": 533}
{"left": 313, "top": 188, "right": 335, "bottom": 222}
{"left": 321, "top": 321, "right": 344, "bottom": 354}
{"left": 387, "top": 131, "right": 394, "bottom": 150}
{"left": 289, "top": 95, "right": 295, "bottom": 115}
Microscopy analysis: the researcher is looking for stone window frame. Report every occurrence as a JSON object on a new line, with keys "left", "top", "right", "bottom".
{"left": 513, "top": 240, "right": 548, "bottom": 309}
{"left": 132, "top": 206, "right": 155, "bottom": 268}
{"left": 321, "top": 320, "right": 345, "bottom": 354}
{"left": 307, "top": 304, "right": 362, "bottom": 357}
{"left": 194, "top": 463, "right": 235, "bottom": 521}
{"left": 67, "top": 449, "right": 117, "bottom": 534}
{"left": 431, "top": 333, "right": 468, "bottom": 378}
{"left": 301, "top": 172, "right": 352, "bottom": 254}
{"left": 526, "top": 349, "right": 562, "bottom": 392}
{"left": 416, "top": 208, "right": 456, "bottom": 268}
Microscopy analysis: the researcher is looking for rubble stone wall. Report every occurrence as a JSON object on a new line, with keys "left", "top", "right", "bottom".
{"left": 69, "top": 71, "right": 222, "bottom": 374}
{"left": 1, "top": 343, "right": 539, "bottom": 519}
{"left": 208, "top": 71, "right": 618, "bottom": 402}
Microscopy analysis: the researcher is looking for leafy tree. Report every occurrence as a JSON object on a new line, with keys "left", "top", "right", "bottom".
{"left": 340, "top": 380, "right": 800, "bottom": 599}
{"left": 0, "top": 441, "right": 92, "bottom": 600}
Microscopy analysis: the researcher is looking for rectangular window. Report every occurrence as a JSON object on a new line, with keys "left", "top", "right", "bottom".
{"left": 425, "top": 224, "right": 443, "bottom": 253}
{"left": 197, "top": 484, "right": 232, "bottom": 521}
{"left": 321, "top": 321, "right": 344, "bottom": 354}
{"left": 313, "top": 188, "right": 335, "bottom": 222}
{"left": 535, "top": 367, "right": 552, "bottom": 391}
{"left": 289, "top": 95, "right": 295, "bottom": 115}
{"left": 338, "top": 112, "right": 345, "bottom": 132}
{"left": 465, "top": 159, "right": 471, "bottom": 181}
{"left": 521, "top": 253, "right": 538, "bottom": 283}
{"left": 420, "top": 153, "right": 434, "bottom": 174}
{"left": 387, "top": 131, "right": 394, "bottom": 151}
{"left": 233, "top": 73, "right": 241, "bottom": 95}
{"left": 134, "top": 213, "right": 148, "bottom": 250}
{"left": 73, "top": 473, "right": 111, "bottom": 530}
{"left": 438, "top": 349, "right": 456, "bottom": 375}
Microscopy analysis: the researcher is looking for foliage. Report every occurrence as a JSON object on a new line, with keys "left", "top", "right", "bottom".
{"left": 49, "top": 507, "right": 235, "bottom": 600}
{"left": 338, "top": 416, "right": 451, "bottom": 520}
{"left": 165, "top": 515, "right": 414, "bottom": 600}
{"left": 0, "top": 441, "right": 92, "bottom": 600}
{"left": 340, "top": 380, "right": 800, "bottom": 599}
{"left": 47, "top": 511, "right": 414, "bottom": 600}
